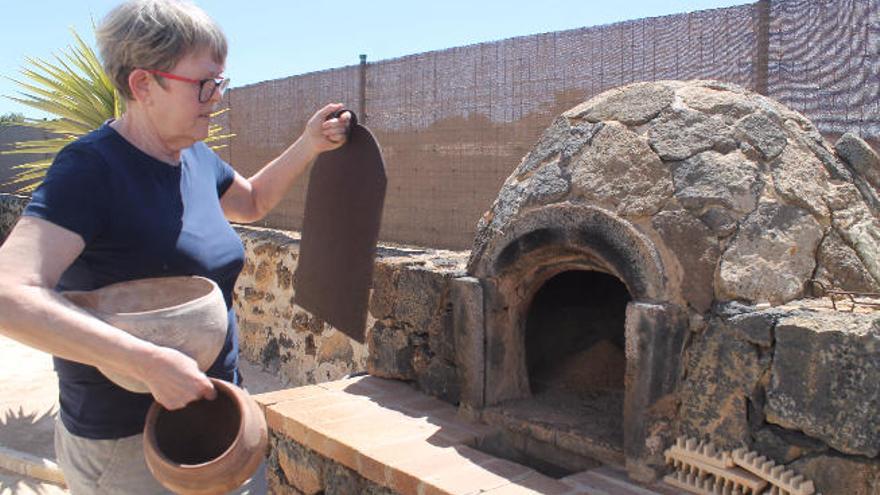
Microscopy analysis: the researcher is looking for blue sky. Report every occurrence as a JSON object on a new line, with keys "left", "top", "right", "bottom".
{"left": 1, "top": 0, "right": 747, "bottom": 117}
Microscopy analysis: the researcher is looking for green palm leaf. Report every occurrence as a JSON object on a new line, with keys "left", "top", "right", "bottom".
{"left": 2, "top": 27, "right": 233, "bottom": 192}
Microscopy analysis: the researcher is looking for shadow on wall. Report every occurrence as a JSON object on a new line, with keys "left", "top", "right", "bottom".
{"left": 0, "top": 125, "right": 56, "bottom": 194}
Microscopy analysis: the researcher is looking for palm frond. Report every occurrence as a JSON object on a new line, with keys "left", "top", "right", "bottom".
{"left": 2, "top": 27, "right": 231, "bottom": 193}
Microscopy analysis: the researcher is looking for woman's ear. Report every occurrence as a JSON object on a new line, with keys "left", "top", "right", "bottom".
{"left": 127, "top": 69, "right": 153, "bottom": 105}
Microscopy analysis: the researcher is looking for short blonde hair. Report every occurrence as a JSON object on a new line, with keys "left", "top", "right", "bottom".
{"left": 97, "top": 0, "right": 227, "bottom": 100}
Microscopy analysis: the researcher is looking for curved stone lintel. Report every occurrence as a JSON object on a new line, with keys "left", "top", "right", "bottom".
{"left": 469, "top": 203, "right": 667, "bottom": 302}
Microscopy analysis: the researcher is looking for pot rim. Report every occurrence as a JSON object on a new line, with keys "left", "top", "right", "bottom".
{"left": 144, "top": 377, "right": 246, "bottom": 471}
{"left": 81, "top": 276, "right": 222, "bottom": 318}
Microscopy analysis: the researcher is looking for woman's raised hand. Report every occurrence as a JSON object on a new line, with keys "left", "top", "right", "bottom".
{"left": 304, "top": 103, "right": 351, "bottom": 155}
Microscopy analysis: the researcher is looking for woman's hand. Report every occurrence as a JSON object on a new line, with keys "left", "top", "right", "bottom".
{"left": 220, "top": 102, "right": 353, "bottom": 223}
{"left": 136, "top": 344, "right": 216, "bottom": 410}
{"left": 303, "top": 103, "right": 352, "bottom": 156}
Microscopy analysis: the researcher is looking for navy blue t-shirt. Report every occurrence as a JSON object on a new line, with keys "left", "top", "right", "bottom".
{"left": 23, "top": 122, "right": 245, "bottom": 439}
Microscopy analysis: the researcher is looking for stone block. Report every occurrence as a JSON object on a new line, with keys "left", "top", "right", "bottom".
{"left": 766, "top": 311, "right": 880, "bottom": 457}
{"left": 367, "top": 321, "right": 415, "bottom": 380}
{"left": 277, "top": 441, "right": 324, "bottom": 495}
{"left": 651, "top": 209, "right": 720, "bottom": 313}
{"left": 836, "top": 132, "right": 880, "bottom": 189}
{"left": 515, "top": 117, "right": 570, "bottom": 178}
{"left": 393, "top": 266, "right": 449, "bottom": 330}
{"left": 322, "top": 460, "right": 363, "bottom": 495}
{"left": 452, "top": 276, "right": 485, "bottom": 409}
{"left": 368, "top": 263, "right": 398, "bottom": 319}
{"left": 789, "top": 453, "right": 880, "bottom": 495}
{"left": 751, "top": 425, "right": 827, "bottom": 465}
{"left": 565, "top": 81, "right": 677, "bottom": 126}
{"left": 723, "top": 308, "right": 779, "bottom": 348}
{"left": 717, "top": 202, "right": 823, "bottom": 304}
{"left": 317, "top": 331, "right": 354, "bottom": 364}
{"left": 830, "top": 193, "right": 880, "bottom": 288}
{"left": 648, "top": 106, "right": 736, "bottom": 161}
{"left": 571, "top": 122, "right": 672, "bottom": 216}
{"left": 734, "top": 112, "right": 788, "bottom": 160}
{"left": 772, "top": 140, "right": 831, "bottom": 219}
{"left": 0, "top": 193, "right": 27, "bottom": 243}
{"left": 814, "top": 230, "right": 880, "bottom": 293}
{"left": 266, "top": 469, "right": 303, "bottom": 495}
{"left": 426, "top": 297, "right": 455, "bottom": 365}
{"left": 623, "top": 302, "right": 689, "bottom": 475}
{"left": 672, "top": 150, "right": 760, "bottom": 215}
{"left": 678, "top": 84, "right": 756, "bottom": 118}
{"left": 415, "top": 356, "right": 460, "bottom": 404}
{"left": 528, "top": 160, "right": 570, "bottom": 204}
{"left": 678, "top": 316, "right": 770, "bottom": 450}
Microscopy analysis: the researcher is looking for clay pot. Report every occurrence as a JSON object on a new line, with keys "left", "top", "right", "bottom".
{"left": 62, "top": 276, "right": 228, "bottom": 393}
{"left": 143, "top": 378, "right": 268, "bottom": 495}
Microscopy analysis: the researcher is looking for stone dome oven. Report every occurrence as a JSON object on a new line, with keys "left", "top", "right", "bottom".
{"left": 458, "top": 80, "right": 880, "bottom": 488}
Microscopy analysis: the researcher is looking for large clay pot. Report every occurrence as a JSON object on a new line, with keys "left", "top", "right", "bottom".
{"left": 62, "top": 276, "right": 228, "bottom": 393}
{"left": 143, "top": 378, "right": 268, "bottom": 495}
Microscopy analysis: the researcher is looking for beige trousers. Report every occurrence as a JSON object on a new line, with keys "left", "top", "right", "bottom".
{"left": 54, "top": 417, "right": 266, "bottom": 494}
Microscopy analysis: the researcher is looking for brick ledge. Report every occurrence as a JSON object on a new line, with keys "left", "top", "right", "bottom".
{"left": 254, "top": 375, "right": 580, "bottom": 495}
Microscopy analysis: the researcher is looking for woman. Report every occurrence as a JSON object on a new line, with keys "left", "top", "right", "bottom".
{"left": 0, "top": 1, "right": 350, "bottom": 493}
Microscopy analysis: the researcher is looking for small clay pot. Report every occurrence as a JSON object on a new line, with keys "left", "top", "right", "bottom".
{"left": 62, "top": 276, "right": 228, "bottom": 393}
{"left": 143, "top": 378, "right": 268, "bottom": 495}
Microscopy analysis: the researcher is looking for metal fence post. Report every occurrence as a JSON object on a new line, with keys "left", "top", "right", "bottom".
{"left": 359, "top": 54, "right": 367, "bottom": 123}
{"left": 754, "top": 0, "right": 771, "bottom": 95}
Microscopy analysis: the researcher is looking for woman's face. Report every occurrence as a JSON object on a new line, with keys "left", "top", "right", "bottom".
{"left": 147, "top": 49, "right": 225, "bottom": 150}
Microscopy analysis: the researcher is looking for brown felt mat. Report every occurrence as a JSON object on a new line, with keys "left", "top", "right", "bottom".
{"left": 294, "top": 113, "right": 387, "bottom": 342}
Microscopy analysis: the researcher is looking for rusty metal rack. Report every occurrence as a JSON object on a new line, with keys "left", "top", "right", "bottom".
{"left": 809, "top": 280, "right": 880, "bottom": 312}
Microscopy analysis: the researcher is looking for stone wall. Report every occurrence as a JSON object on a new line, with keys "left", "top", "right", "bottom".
{"left": 232, "top": 226, "right": 368, "bottom": 387}
{"left": 0, "top": 194, "right": 27, "bottom": 240}
{"left": 677, "top": 299, "right": 880, "bottom": 494}
{"left": 232, "top": 224, "right": 468, "bottom": 392}
{"left": 267, "top": 432, "right": 396, "bottom": 495}
{"left": 365, "top": 249, "right": 469, "bottom": 403}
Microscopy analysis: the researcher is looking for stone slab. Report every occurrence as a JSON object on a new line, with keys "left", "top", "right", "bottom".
{"left": 766, "top": 311, "right": 880, "bottom": 457}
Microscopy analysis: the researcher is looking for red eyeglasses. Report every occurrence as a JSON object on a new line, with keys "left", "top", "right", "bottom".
{"left": 144, "top": 69, "right": 230, "bottom": 103}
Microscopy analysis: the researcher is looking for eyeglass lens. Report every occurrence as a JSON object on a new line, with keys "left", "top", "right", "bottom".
{"left": 199, "top": 78, "right": 229, "bottom": 103}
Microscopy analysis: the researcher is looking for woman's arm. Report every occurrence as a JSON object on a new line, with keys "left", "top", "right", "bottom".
{"left": 220, "top": 103, "right": 351, "bottom": 223}
{"left": 0, "top": 217, "right": 215, "bottom": 409}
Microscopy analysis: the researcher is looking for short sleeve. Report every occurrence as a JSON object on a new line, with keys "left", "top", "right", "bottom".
{"left": 23, "top": 144, "right": 110, "bottom": 244}
{"left": 214, "top": 154, "right": 236, "bottom": 197}
{"left": 189, "top": 141, "right": 236, "bottom": 197}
